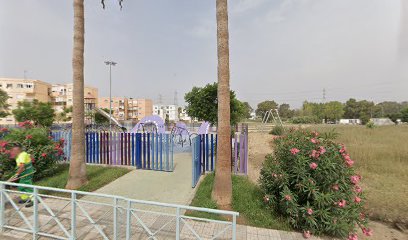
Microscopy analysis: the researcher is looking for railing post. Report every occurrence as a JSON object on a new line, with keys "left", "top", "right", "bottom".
{"left": 70, "top": 192, "right": 76, "bottom": 240}
{"left": 0, "top": 183, "right": 5, "bottom": 232}
{"left": 126, "top": 200, "right": 131, "bottom": 240}
{"left": 32, "top": 188, "right": 39, "bottom": 240}
{"left": 176, "top": 207, "right": 180, "bottom": 240}
{"left": 113, "top": 197, "right": 118, "bottom": 240}
{"left": 232, "top": 214, "right": 237, "bottom": 240}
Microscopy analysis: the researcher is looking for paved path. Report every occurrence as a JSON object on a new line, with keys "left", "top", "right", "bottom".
{"left": 82, "top": 152, "right": 196, "bottom": 213}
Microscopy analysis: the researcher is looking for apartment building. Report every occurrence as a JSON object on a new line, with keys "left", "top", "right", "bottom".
{"left": 50, "top": 83, "right": 98, "bottom": 113}
{"left": 98, "top": 97, "right": 153, "bottom": 121}
{"left": 127, "top": 98, "right": 153, "bottom": 121}
{"left": 153, "top": 104, "right": 179, "bottom": 122}
{"left": 0, "top": 78, "right": 51, "bottom": 124}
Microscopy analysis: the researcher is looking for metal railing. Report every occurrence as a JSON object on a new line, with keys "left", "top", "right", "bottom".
{"left": 0, "top": 181, "right": 239, "bottom": 239}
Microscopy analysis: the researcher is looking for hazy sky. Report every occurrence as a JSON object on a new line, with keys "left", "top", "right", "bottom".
{"left": 1, "top": 0, "right": 407, "bottom": 108}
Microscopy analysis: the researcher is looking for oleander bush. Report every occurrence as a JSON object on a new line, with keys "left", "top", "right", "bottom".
{"left": 260, "top": 128, "right": 372, "bottom": 239}
{"left": 0, "top": 121, "right": 64, "bottom": 180}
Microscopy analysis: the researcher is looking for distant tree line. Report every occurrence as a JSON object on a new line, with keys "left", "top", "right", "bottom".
{"left": 256, "top": 99, "right": 408, "bottom": 124}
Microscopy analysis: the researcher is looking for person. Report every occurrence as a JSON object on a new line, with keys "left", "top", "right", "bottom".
{"left": 9, "top": 144, "right": 35, "bottom": 207}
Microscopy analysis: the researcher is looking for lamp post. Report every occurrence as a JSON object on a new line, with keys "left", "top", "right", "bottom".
{"left": 104, "top": 60, "right": 117, "bottom": 131}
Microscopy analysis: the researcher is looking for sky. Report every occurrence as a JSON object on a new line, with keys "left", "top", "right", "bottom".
{"left": 0, "top": 0, "right": 407, "bottom": 108}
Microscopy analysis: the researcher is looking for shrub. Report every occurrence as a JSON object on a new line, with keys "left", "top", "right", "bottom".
{"left": 291, "top": 116, "right": 321, "bottom": 124}
{"left": 365, "top": 121, "right": 375, "bottom": 129}
{"left": 270, "top": 125, "right": 285, "bottom": 136}
{"left": 0, "top": 125, "right": 64, "bottom": 180}
{"left": 260, "top": 129, "right": 371, "bottom": 239}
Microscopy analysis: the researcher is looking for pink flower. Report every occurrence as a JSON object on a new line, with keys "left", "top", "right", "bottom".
{"left": 339, "top": 144, "right": 347, "bottom": 153}
{"left": 303, "top": 230, "right": 311, "bottom": 239}
{"left": 284, "top": 195, "right": 292, "bottom": 201}
{"left": 343, "top": 154, "right": 351, "bottom": 161}
{"left": 312, "top": 131, "right": 319, "bottom": 137}
{"left": 345, "top": 159, "right": 354, "bottom": 167}
{"left": 332, "top": 184, "right": 339, "bottom": 191}
{"left": 309, "top": 162, "right": 318, "bottom": 170}
{"left": 26, "top": 135, "right": 33, "bottom": 140}
{"left": 318, "top": 146, "right": 326, "bottom": 155}
{"left": 60, "top": 138, "right": 65, "bottom": 143}
{"left": 362, "top": 228, "right": 373, "bottom": 236}
{"left": 310, "top": 138, "right": 318, "bottom": 144}
{"left": 41, "top": 153, "right": 47, "bottom": 157}
{"left": 348, "top": 233, "right": 358, "bottom": 240}
{"left": 354, "top": 196, "right": 361, "bottom": 203}
{"left": 0, "top": 141, "right": 7, "bottom": 147}
{"left": 310, "top": 150, "right": 320, "bottom": 159}
{"left": 350, "top": 175, "right": 361, "bottom": 185}
{"left": 307, "top": 208, "right": 313, "bottom": 215}
{"left": 354, "top": 185, "right": 362, "bottom": 193}
{"left": 290, "top": 148, "right": 300, "bottom": 155}
{"left": 48, "top": 136, "right": 53, "bottom": 139}
{"left": 0, "top": 128, "right": 8, "bottom": 132}
{"left": 337, "top": 199, "right": 347, "bottom": 208}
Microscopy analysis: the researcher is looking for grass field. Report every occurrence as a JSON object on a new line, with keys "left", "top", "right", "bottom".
{"left": 308, "top": 125, "right": 408, "bottom": 223}
{"left": 35, "top": 164, "right": 131, "bottom": 196}
{"left": 188, "top": 173, "right": 291, "bottom": 231}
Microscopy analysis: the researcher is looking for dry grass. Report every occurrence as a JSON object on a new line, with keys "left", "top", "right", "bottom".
{"left": 308, "top": 125, "right": 408, "bottom": 223}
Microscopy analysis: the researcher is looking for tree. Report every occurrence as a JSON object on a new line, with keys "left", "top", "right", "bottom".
{"left": 242, "top": 102, "right": 253, "bottom": 119}
{"left": 56, "top": 106, "right": 73, "bottom": 123}
{"left": 401, "top": 107, "right": 408, "bottom": 122}
{"left": 0, "top": 89, "right": 9, "bottom": 118}
{"left": 324, "top": 101, "right": 344, "bottom": 122}
{"left": 278, "top": 103, "right": 294, "bottom": 120}
{"left": 212, "top": 0, "right": 232, "bottom": 207}
{"left": 302, "top": 101, "right": 325, "bottom": 121}
{"left": 255, "top": 100, "right": 278, "bottom": 117}
{"left": 184, "top": 83, "right": 245, "bottom": 125}
{"left": 12, "top": 100, "right": 55, "bottom": 127}
{"left": 94, "top": 108, "right": 110, "bottom": 124}
{"left": 66, "top": 0, "right": 87, "bottom": 189}
{"left": 344, "top": 98, "right": 359, "bottom": 119}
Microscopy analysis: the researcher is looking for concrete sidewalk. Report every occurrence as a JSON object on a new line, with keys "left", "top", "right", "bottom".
{"left": 83, "top": 152, "right": 196, "bottom": 208}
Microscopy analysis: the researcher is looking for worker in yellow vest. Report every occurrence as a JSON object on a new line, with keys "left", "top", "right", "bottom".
{"left": 9, "top": 144, "right": 35, "bottom": 207}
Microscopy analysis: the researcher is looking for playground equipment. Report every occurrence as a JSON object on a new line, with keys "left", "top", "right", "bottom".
{"left": 94, "top": 107, "right": 126, "bottom": 131}
{"left": 130, "top": 115, "right": 165, "bottom": 134}
{"left": 261, "top": 109, "right": 283, "bottom": 131}
{"left": 171, "top": 122, "right": 191, "bottom": 147}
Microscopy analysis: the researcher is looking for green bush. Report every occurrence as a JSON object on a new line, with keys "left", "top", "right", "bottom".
{"left": 365, "top": 121, "right": 375, "bottom": 129}
{"left": 260, "top": 129, "right": 371, "bottom": 239}
{"left": 270, "top": 125, "right": 285, "bottom": 136}
{"left": 0, "top": 124, "right": 64, "bottom": 180}
{"left": 291, "top": 116, "right": 321, "bottom": 124}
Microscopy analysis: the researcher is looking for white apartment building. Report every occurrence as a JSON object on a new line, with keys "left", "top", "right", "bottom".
{"left": 153, "top": 104, "right": 178, "bottom": 122}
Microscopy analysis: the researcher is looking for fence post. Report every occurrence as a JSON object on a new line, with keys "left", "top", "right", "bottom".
{"left": 0, "top": 183, "right": 4, "bottom": 232}
{"left": 113, "top": 197, "right": 118, "bottom": 240}
{"left": 232, "top": 214, "right": 237, "bottom": 240}
{"left": 33, "top": 187, "right": 39, "bottom": 240}
{"left": 176, "top": 207, "right": 180, "bottom": 240}
{"left": 71, "top": 192, "right": 76, "bottom": 240}
{"left": 126, "top": 200, "right": 131, "bottom": 240}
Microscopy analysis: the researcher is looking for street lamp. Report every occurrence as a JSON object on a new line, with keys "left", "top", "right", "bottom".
{"left": 104, "top": 60, "right": 117, "bottom": 131}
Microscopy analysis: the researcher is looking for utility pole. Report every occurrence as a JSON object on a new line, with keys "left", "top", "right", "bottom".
{"left": 323, "top": 88, "right": 326, "bottom": 103}
{"left": 104, "top": 60, "right": 117, "bottom": 132}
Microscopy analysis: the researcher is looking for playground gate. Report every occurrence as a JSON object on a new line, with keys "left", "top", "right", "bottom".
{"left": 192, "top": 125, "right": 248, "bottom": 188}
{"left": 52, "top": 131, "right": 174, "bottom": 172}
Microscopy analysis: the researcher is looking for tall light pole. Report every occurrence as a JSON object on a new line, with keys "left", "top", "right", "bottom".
{"left": 104, "top": 60, "right": 117, "bottom": 131}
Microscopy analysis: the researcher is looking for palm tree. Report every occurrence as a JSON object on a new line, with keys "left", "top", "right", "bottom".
{"left": 66, "top": 0, "right": 87, "bottom": 189}
{"left": 212, "top": 0, "right": 232, "bottom": 207}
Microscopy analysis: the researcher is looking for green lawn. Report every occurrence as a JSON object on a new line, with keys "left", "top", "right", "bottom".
{"left": 188, "top": 173, "right": 291, "bottom": 231}
{"left": 35, "top": 164, "right": 131, "bottom": 196}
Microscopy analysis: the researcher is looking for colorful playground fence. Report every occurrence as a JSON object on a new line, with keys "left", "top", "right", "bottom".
{"left": 192, "top": 125, "right": 248, "bottom": 188}
{"left": 51, "top": 131, "right": 174, "bottom": 172}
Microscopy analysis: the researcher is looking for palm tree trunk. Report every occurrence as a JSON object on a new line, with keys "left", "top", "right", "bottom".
{"left": 212, "top": 0, "right": 232, "bottom": 207}
{"left": 66, "top": 0, "right": 88, "bottom": 189}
